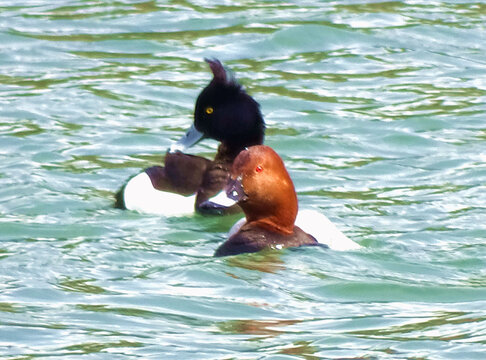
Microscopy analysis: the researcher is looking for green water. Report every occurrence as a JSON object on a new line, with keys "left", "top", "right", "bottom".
{"left": 1, "top": 1, "right": 486, "bottom": 359}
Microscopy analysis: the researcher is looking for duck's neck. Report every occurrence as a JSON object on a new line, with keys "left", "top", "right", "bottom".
{"left": 214, "top": 143, "right": 248, "bottom": 163}
{"left": 244, "top": 197, "right": 298, "bottom": 236}
{"left": 250, "top": 217, "right": 295, "bottom": 235}
{"left": 215, "top": 132, "right": 264, "bottom": 163}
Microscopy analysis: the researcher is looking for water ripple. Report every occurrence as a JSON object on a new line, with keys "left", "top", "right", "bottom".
{"left": 1, "top": 1, "right": 486, "bottom": 359}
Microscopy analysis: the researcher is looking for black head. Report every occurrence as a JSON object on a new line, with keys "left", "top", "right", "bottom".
{"left": 194, "top": 59, "right": 265, "bottom": 151}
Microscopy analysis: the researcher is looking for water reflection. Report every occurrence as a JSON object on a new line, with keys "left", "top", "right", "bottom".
{"left": 1, "top": 120, "right": 45, "bottom": 137}
{"left": 225, "top": 250, "right": 286, "bottom": 274}
{"left": 57, "top": 278, "right": 107, "bottom": 294}
{"left": 349, "top": 311, "right": 486, "bottom": 342}
{"left": 217, "top": 318, "right": 301, "bottom": 337}
{"left": 279, "top": 341, "right": 320, "bottom": 360}
{"left": 217, "top": 319, "right": 321, "bottom": 359}
{"left": 61, "top": 340, "right": 143, "bottom": 355}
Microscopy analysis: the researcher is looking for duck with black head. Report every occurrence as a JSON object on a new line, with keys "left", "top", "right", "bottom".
{"left": 116, "top": 59, "right": 265, "bottom": 216}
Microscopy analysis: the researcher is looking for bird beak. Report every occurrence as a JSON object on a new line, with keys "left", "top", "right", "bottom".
{"left": 226, "top": 176, "right": 248, "bottom": 203}
{"left": 169, "top": 124, "right": 204, "bottom": 153}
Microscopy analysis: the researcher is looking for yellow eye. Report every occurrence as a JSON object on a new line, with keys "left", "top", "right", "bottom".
{"left": 205, "top": 106, "right": 214, "bottom": 114}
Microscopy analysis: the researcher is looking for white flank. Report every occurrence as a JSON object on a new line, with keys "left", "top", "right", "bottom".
{"left": 123, "top": 172, "right": 196, "bottom": 216}
{"left": 228, "top": 217, "right": 246, "bottom": 238}
{"left": 296, "top": 209, "right": 361, "bottom": 251}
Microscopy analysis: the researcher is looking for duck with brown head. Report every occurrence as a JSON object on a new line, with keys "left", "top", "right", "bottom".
{"left": 210, "top": 145, "right": 361, "bottom": 256}
{"left": 213, "top": 145, "right": 318, "bottom": 257}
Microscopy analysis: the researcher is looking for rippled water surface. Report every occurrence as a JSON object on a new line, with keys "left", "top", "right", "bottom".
{"left": 1, "top": 1, "right": 486, "bottom": 359}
